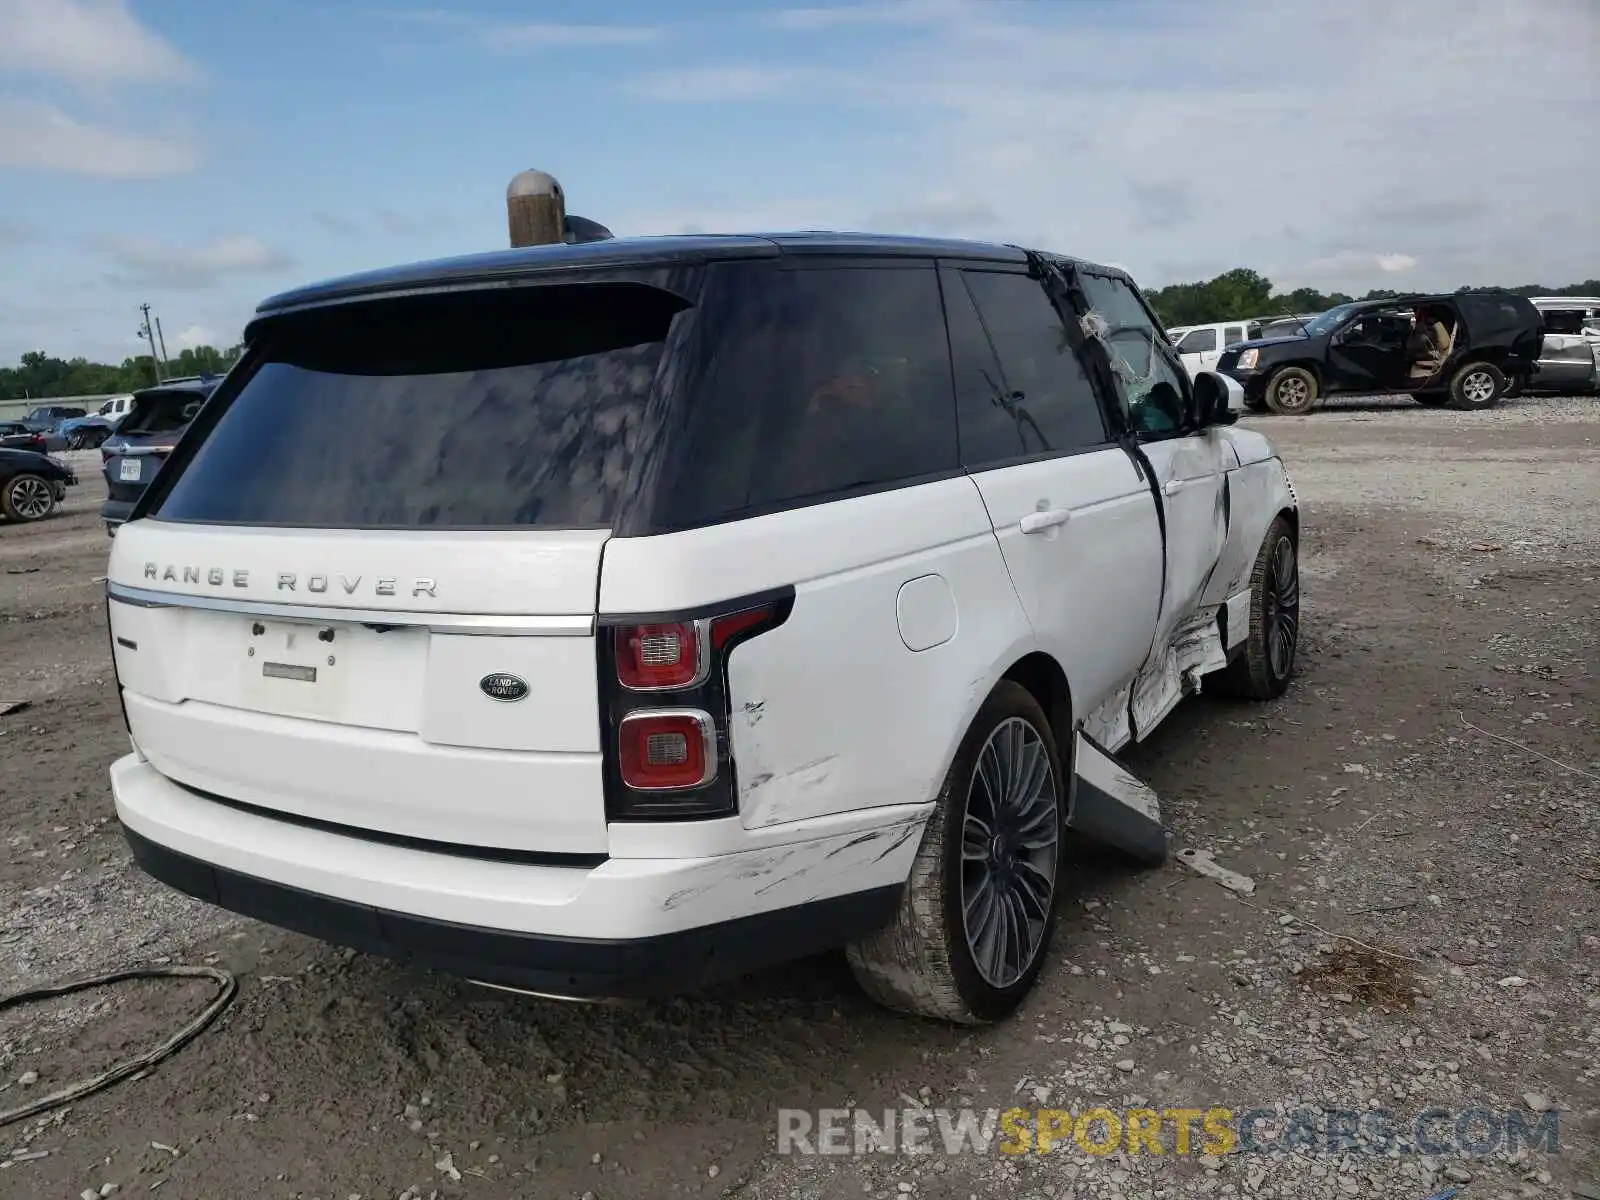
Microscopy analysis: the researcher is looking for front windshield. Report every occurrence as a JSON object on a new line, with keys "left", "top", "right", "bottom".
{"left": 1301, "top": 304, "right": 1364, "bottom": 337}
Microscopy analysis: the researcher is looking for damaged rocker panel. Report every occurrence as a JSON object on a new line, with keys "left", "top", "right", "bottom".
{"left": 1067, "top": 731, "right": 1168, "bottom": 866}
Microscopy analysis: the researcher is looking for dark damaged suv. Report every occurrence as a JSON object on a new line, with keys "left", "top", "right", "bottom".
{"left": 1219, "top": 290, "right": 1542, "bottom": 414}
{"left": 101, "top": 378, "right": 220, "bottom": 534}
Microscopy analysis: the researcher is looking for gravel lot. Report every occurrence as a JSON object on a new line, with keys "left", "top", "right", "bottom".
{"left": 2, "top": 396, "right": 1597, "bottom": 1200}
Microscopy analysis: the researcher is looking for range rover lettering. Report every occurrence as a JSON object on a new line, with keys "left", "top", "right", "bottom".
{"left": 105, "top": 232, "right": 1300, "bottom": 1024}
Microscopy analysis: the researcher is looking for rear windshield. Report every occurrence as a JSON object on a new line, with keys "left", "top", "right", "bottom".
{"left": 123, "top": 390, "right": 207, "bottom": 435}
{"left": 154, "top": 282, "right": 688, "bottom": 529}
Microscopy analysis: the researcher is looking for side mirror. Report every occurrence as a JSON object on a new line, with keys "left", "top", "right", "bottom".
{"left": 1192, "top": 371, "right": 1244, "bottom": 426}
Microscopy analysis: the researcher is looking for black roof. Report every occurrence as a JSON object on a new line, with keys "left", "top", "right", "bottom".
{"left": 1333, "top": 290, "right": 1528, "bottom": 313}
{"left": 134, "top": 378, "right": 220, "bottom": 400}
{"left": 253, "top": 231, "right": 1037, "bottom": 320}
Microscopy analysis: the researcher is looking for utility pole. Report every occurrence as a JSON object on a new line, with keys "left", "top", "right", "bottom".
{"left": 506, "top": 169, "right": 566, "bottom": 248}
{"left": 154, "top": 316, "right": 170, "bottom": 371}
{"left": 137, "top": 303, "right": 161, "bottom": 384}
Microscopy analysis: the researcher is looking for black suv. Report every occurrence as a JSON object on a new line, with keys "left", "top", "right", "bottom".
{"left": 1218, "top": 291, "right": 1542, "bottom": 414}
{"left": 101, "top": 379, "right": 219, "bottom": 534}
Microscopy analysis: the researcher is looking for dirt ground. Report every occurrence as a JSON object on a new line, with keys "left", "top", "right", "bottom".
{"left": 2, "top": 396, "right": 1597, "bottom": 1200}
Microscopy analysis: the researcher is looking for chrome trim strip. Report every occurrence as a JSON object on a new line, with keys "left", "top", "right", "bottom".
{"left": 106, "top": 582, "right": 594, "bottom": 637}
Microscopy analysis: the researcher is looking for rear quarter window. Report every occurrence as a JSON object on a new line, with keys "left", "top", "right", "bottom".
{"left": 647, "top": 259, "right": 959, "bottom": 529}
{"left": 153, "top": 281, "right": 689, "bottom": 529}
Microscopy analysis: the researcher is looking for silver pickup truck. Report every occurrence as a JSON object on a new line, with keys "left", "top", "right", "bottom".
{"left": 1528, "top": 296, "right": 1600, "bottom": 394}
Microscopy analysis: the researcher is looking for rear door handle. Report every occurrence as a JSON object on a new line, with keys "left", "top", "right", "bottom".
{"left": 1163, "top": 478, "right": 1184, "bottom": 496}
{"left": 1019, "top": 508, "right": 1072, "bottom": 535}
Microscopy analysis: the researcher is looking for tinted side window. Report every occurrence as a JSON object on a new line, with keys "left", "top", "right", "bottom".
{"left": 1078, "top": 272, "right": 1190, "bottom": 437}
{"left": 1225, "top": 325, "right": 1248, "bottom": 346}
{"left": 651, "top": 261, "right": 958, "bottom": 528}
{"left": 1177, "top": 328, "right": 1218, "bottom": 354}
{"left": 958, "top": 270, "right": 1108, "bottom": 463}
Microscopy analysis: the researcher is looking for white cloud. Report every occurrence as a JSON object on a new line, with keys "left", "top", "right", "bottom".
{"left": 630, "top": 66, "right": 806, "bottom": 101}
{"left": 491, "top": 22, "right": 662, "bottom": 48}
{"left": 0, "top": 0, "right": 195, "bottom": 85}
{"left": 636, "top": 0, "right": 1600, "bottom": 293}
{"left": 99, "top": 234, "right": 295, "bottom": 289}
{"left": 760, "top": 1, "right": 963, "bottom": 30}
{"left": 171, "top": 323, "right": 218, "bottom": 350}
{"left": 0, "top": 98, "right": 196, "bottom": 177}
{"left": 385, "top": 10, "right": 660, "bottom": 50}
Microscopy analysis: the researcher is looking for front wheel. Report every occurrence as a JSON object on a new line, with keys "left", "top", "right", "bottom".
{"left": 847, "top": 681, "right": 1065, "bottom": 1024}
{"left": 1447, "top": 362, "right": 1506, "bottom": 411}
{"left": 1211, "top": 515, "right": 1299, "bottom": 701}
{"left": 1, "top": 473, "right": 59, "bottom": 522}
{"left": 66, "top": 430, "right": 86, "bottom": 450}
{"left": 1264, "top": 367, "right": 1318, "bottom": 415}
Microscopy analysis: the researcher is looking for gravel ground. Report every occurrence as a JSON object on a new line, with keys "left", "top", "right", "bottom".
{"left": 1, "top": 395, "right": 1597, "bottom": 1200}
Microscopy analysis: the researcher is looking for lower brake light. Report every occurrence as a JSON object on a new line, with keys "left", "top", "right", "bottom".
{"left": 617, "top": 709, "right": 716, "bottom": 791}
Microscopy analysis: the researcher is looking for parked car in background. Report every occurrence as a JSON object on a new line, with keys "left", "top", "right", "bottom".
{"left": 0, "top": 446, "right": 78, "bottom": 522}
{"left": 101, "top": 379, "right": 219, "bottom": 534}
{"left": 0, "top": 421, "right": 51, "bottom": 453}
{"left": 1525, "top": 296, "right": 1600, "bottom": 395}
{"left": 105, "top": 232, "right": 1300, "bottom": 1024}
{"left": 57, "top": 394, "right": 136, "bottom": 449}
{"left": 1168, "top": 320, "right": 1264, "bottom": 377}
{"left": 18, "top": 404, "right": 88, "bottom": 433}
{"left": 1218, "top": 291, "right": 1542, "bottom": 414}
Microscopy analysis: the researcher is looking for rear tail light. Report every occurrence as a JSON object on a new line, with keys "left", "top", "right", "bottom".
{"left": 615, "top": 621, "right": 708, "bottom": 690}
{"left": 599, "top": 590, "right": 794, "bottom": 821}
{"left": 618, "top": 710, "right": 716, "bottom": 790}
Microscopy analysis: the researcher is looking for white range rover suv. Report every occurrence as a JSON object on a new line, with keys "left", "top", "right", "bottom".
{"left": 105, "top": 233, "right": 1300, "bottom": 1024}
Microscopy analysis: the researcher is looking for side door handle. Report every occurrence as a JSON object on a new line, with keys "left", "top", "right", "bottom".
{"left": 1163, "top": 478, "right": 1184, "bottom": 496}
{"left": 1019, "top": 508, "right": 1072, "bottom": 535}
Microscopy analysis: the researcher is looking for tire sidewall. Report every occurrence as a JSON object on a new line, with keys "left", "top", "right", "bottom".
{"left": 935, "top": 682, "right": 1067, "bottom": 1022}
{"left": 1266, "top": 367, "right": 1317, "bottom": 415}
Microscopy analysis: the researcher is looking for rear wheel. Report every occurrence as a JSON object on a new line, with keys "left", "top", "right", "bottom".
{"left": 1447, "top": 362, "right": 1506, "bottom": 411}
{"left": 1264, "top": 367, "right": 1318, "bottom": 415}
{"left": 846, "top": 681, "right": 1065, "bottom": 1024}
{"left": 66, "top": 429, "right": 87, "bottom": 450}
{"left": 1212, "top": 515, "right": 1299, "bottom": 701}
{"left": 1, "top": 473, "right": 58, "bottom": 522}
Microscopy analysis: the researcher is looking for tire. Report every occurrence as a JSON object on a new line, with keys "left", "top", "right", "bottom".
{"left": 1502, "top": 376, "right": 1524, "bottom": 400}
{"left": 1446, "top": 362, "right": 1506, "bottom": 411}
{"left": 1, "top": 473, "right": 59, "bottom": 522}
{"left": 66, "top": 430, "right": 86, "bottom": 450}
{"left": 1211, "top": 515, "right": 1299, "bottom": 701}
{"left": 1263, "top": 367, "right": 1318, "bottom": 415}
{"left": 1414, "top": 394, "right": 1449, "bottom": 408}
{"left": 846, "top": 681, "right": 1066, "bottom": 1024}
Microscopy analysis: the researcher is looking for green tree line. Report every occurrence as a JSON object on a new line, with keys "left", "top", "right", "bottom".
{"left": 0, "top": 344, "right": 244, "bottom": 401}
{"left": 1141, "top": 269, "right": 1600, "bottom": 329}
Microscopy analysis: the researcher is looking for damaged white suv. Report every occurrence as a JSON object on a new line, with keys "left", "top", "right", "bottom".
{"left": 106, "top": 234, "right": 1300, "bottom": 1024}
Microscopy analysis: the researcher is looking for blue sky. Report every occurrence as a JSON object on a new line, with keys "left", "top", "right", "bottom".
{"left": 1, "top": 0, "right": 1595, "bottom": 364}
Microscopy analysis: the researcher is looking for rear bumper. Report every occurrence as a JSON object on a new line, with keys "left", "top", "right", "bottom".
{"left": 112, "top": 755, "right": 922, "bottom": 997}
